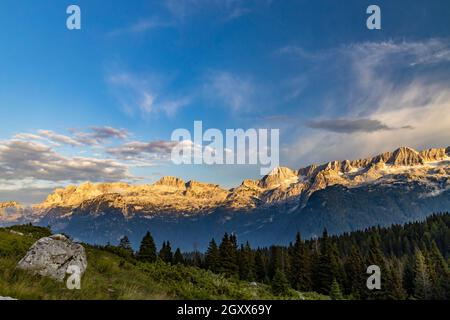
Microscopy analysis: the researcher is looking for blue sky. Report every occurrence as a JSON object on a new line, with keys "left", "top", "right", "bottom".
{"left": 0, "top": 0, "right": 450, "bottom": 203}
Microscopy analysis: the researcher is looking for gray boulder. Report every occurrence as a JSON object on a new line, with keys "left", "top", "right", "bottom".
{"left": 17, "top": 234, "right": 87, "bottom": 282}
{"left": 0, "top": 296, "right": 17, "bottom": 300}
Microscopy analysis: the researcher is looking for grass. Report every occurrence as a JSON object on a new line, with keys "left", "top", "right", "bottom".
{"left": 0, "top": 225, "right": 327, "bottom": 300}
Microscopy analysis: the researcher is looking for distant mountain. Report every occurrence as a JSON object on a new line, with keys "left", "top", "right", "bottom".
{"left": 1, "top": 146, "right": 449, "bottom": 250}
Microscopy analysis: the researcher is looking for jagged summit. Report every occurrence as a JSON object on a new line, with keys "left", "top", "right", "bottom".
{"left": 155, "top": 176, "right": 186, "bottom": 189}
{"left": 388, "top": 147, "right": 423, "bottom": 166}
{"left": 0, "top": 201, "right": 20, "bottom": 209}
{"left": 260, "top": 167, "right": 298, "bottom": 188}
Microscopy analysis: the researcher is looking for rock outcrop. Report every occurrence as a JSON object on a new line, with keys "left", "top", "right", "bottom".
{"left": 17, "top": 234, "right": 87, "bottom": 282}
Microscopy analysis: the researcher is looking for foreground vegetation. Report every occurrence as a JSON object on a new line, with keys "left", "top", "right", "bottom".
{"left": 3, "top": 213, "right": 448, "bottom": 300}
{"left": 0, "top": 225, "right": 324, "bottom": 300}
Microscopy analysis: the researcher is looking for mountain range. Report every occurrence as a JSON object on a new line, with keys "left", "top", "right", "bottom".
{"left": 1, "top": 146, "right": 449, "bottom": 250}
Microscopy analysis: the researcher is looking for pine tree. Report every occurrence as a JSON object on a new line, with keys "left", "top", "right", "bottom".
{"left": 159, "top": 241, "right": 173, "bottom": 263}
{"left": 238, "top": 242, "right": 255, "bottom": 281}
{"left": 428, "top": 241, "right": 450, "bottom": 299}
{"left": 313, "top": 229, "right": 335, "bottom": 294}
{"left": 330, "top": 278, "right": 344, "bottom": 300}
{"left": 402, "top": 257, "right": 415, "bottom": 297}
{"left": 137, "top": 231, "right": 157, "bottom": 263}
{"left": 173, "top": 248, "right": 184, "bottom": 265}
{"left": 218, "top": 233, "right": 239, "bottom": 276}
{"left": 118, "top": 235, "right": 134, "bottom": 256}
{"left": 271, "top": 269, "right": 290, "bottom": 296}
{"left": 386, "top": 261, "right": 407, "bottom": 300}
{"left": 366, "top": 234, "right": 390, "bottom": 299}
{"left": 291, "top": 233, "right": 311, "bottom": 291}
{"left": 413, "top": 249, "right": 432, "bottom": 299}
{"left": 254, "top": 249, "right": 268, "bottom": 283}
{"left": 205, "top": 239, "right": 220, "bottom": 273}
{"left": 344, "top": 246, "right": 366, "bottom": 298}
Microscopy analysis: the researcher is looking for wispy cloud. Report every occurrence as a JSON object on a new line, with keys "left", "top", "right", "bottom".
{"left": 165, "top": 0, "right": 267, "bottom": 22}
{"left": 305, "top": 118, "right": 413, "bottom": 134}
{"left": 205, "top": 71, "right": 256, "bottom": 112}
{"left": 108, "top": 72, "right": 191, "bottom": 117}
{"left": 37, "top": 130, "right": 81, "bottom": 147}
{"left": 14, "top": 126, "right": 129, "bottom": 147}
{"left": 72, "top": 126, "right": 130, "bottom": 146}
{"left": 107, "top": 140, "right": 178, "bottom": 161}
{"left": 108, "top": 17, "right": 174, "bottom": 36}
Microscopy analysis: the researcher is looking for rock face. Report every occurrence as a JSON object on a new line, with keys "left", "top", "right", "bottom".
{"left": 27, "top": 146, "right": 449, "bottom": 217}
{"left": 17, "top": 234, "right": 87, "bottom": 282}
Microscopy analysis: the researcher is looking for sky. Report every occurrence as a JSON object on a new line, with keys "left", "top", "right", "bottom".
{"left": 0, "top": 0, "right": 450, "bottom": 204}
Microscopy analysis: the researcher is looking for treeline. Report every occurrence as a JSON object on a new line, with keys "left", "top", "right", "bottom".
{"left": 112, "top": 213, "right": 450, "bottom": 300}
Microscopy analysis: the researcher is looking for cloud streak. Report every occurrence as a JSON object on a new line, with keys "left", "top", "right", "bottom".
{"left": 72, "top": 126, "right": 130, "bottom": 145}
{"left": 305, "top": 118, "right": 413, "bottom": 134}
{"left": 107, "top": 140, "right": 178, "bottom": 161}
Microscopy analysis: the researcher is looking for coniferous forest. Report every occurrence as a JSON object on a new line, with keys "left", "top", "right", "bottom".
{"left": 131, "top": 212, "right": 450, "bottom": 300}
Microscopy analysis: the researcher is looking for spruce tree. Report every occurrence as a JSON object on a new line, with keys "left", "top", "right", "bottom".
{"left": 254, "top": 249, "right": 268, "bottom": 283}
{"left": 291, "top": 233, "right": 312, "bottom": 291}
{"left": 118, "top": 235, "right": 134, "bottom": 256}
{"left": 173, "top": 248, "right": 184, "bottom": 265}
{"left": 313, "top": 229, "right": 335, "bottom": 294}
{"left": 344, "top": 246, "right": 366, "bottom": 298}
{"left": 205, "top": 239, "right": 220, "bottom": 272}
{"left": 387, "top": 261, "right": 407, "bottom": 300}
{"left": 218, "top": 233, "right": 239, "bottom": 276}
{"left": 137, "top": 231, "right": 157, "bottom": 263}
{"left": 413, "top": 249, "right": 432, "bottom": 299}
{"left": 271, "top": 269, "right": 290, "bottom": 296}
{"left": 330, "top": 278, "right": 344, "bottom": 300}
{"left": 238, "top": 242, "right": 255, "bottom": 281}
{"left": 429, "top": 241, "right": 450, "bottom": 299}
{"left": 366, "top": 234, "right": 390, "bottom": 299}
{"left": 159, "top": 241, "right": 173, "bottom": 263}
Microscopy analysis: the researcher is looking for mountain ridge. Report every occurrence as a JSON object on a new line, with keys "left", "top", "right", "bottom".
{"left": 26, "top": 146, "right": 450, "bottom": 212}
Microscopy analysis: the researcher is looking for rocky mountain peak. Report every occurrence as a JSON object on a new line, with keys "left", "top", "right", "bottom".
{"left": 154, "top": 176, "right": 186, "bottom": 189}
{"left": 260, "top": 167, "right": 298, "bottom": 189}
{"left": 387, "top": 147, "right": 424, "bottom": 166}
{"left": 0, "top": 201, "right": 20, "bottom": 209}
{"left": 419, "top": 148, "right": 448, "bottom": 162}
{"left": 298, "top": 164, "right": 319, "bottom": 179}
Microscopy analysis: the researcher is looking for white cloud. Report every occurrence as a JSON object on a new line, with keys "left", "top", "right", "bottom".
{"left": 0, "top": 139, "right": 131, "bottom": 182}
{"left": 205, "top": 71, "right": 256, "bottom": 112}
{"left": 109, "top": 17, "right": 174, "bottom": 36}
{"left": 108, "top": 72, "right": 191, "bottom": 117}
{"left": 107, "top": 140, "right": 178, "bottom": 161}
{"left": 73, "top": 126, "right": 130, "bottom": 145}
{"left": 14, "top": 126, "right": 129, "bottom": 147}
{"left": 37, "top": 130, "right": 81, "bottom": 147}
